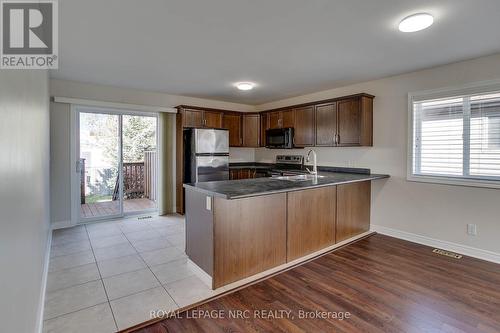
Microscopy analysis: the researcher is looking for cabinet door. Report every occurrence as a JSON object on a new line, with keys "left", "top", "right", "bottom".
{"left": 293, "top": 106, "right": 314, "bottom": 146}
{"left": 260, "top": 113, "right": 268, "bottom": 147}
{"left": 183, "top": 109, "right": 203, "bottom": 127}
{"left": 204, "top": 111, "right": 223, "bottom": 128}
{"left": 268, "top": 111, "right": 281, "bottom": 129}
{"left": 229, "top": 169, "right": 239, "bottom": 180}
{"left": 337, "top": 98, "right": 361, "bottom": 146}
{"left": 287, "top": 187, "right": 336, "bottom": 261}
{"left": 282, "top": 110, "right": 295, "bottom": 128}
{"left": 242, "top": 114, "right": 260, "bottom": 147}
{"left": 223, "top": 114, "right": 242, "bottom": 147}
{"left": 336, "top": 181, "right": 370, "bottom": 242}
{"left": 315, "top": 103, "right": 337, "bottom": 146}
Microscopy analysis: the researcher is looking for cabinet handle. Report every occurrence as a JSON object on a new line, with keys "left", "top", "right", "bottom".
{"left": 337, "top": 134, "right": 340, "bottom": 144}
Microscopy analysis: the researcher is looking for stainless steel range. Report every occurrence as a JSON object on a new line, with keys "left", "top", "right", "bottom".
{"left": 270, "top": 155, "right": 307, "bottom": 177}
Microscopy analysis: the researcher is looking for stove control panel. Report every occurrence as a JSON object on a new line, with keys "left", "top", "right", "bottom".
{"left": 275, "top": 155, "right": 304, "bottom": 165}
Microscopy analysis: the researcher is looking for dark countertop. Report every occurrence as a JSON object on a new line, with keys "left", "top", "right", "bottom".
{"left": 229, "top": 162, "right": 273, "bottom": 170}
{"left": 184, "top": 171, "right": 389, "bottom": 199}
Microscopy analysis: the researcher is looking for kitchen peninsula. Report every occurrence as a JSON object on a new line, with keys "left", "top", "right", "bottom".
{"left": 184, "top": 170, "right": 389, "bottom": 289}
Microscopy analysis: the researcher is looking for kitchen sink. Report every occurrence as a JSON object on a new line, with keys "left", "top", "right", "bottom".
{"left": 274, "top": 174, "right": 326, "bottom": 181}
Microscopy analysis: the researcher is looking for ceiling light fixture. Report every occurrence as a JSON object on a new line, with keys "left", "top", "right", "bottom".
{"left": 235, "top": 82, "right": 256, "bottom": 91}
{"left": 398, "top": 13, "right": 434, "bottom": 32}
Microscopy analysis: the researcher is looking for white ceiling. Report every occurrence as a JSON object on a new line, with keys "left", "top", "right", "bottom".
{"left": 52, "top": 0, "right": 500, "bottom": 105}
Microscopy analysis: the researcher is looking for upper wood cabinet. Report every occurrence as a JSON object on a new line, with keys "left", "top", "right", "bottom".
{"left": 315, "top": 102, "right": 337, "bottom": 146}
{"left": 337, "top": 98, "right": 361, "bottom": 146}
{"left": 203, "top": 110, "right": 223, "bottom": 128}
{"left": 260, "top": 113, "right": 268, "bottom": 147}
{"left": 178, "top": 107, "right": 223, "bottom": 129}
{"left": 223, "top": 113, "right": 242, "bottom": 147}
{"left": 182, "top": 109, "right": 204, "bottom": 127}
{"left": 267, "top": 110, "right": 294, "bottom": 129}
{"left": 314, "top": 95, "right": 373, "bottom": 147}
{"left": 242, "top": 114, "right": 260, "bottom": 147}
{"left": 293, "top": 106, "right": 315, "bottom": 147}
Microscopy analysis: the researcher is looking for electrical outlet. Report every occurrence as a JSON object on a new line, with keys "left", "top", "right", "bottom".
{"left": 467, "top": 224, "right": 477, "bottom": 236}
{"left": 206, "top": 196, "right": 212, "bottom": 211}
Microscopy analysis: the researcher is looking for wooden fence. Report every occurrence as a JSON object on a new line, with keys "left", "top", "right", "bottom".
{"left": 80, "top": 152, "right": 157, "bottom": 203}
{"left": 144, "top": 151, "right": 157, "bottom": 201}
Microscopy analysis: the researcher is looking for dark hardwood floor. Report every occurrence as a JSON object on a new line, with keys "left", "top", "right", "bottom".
{"left": 129, "top": 234, "right": 500, "bottom": 333}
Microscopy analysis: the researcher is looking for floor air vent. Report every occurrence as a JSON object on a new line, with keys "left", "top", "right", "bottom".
{"left": 137, "top": 215, "right": 153, "bottom": 220}
{"left": 432, "top": 248, "right": 462, "bottom": 259}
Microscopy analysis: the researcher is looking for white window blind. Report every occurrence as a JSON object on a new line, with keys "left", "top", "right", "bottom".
{"left": 411, "top": 90, "right": 500, "bottom": 185}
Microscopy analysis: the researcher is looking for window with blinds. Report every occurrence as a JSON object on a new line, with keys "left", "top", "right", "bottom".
{"left": 411, "top": 89, "right": 500, "bottom": 185}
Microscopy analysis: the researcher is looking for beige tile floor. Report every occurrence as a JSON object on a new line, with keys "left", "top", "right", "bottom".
{"left": 43, "top": 214, "right": 224, "bottom": 332}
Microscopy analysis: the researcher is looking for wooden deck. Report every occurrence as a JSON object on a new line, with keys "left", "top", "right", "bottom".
{"left": 80, "top": 198, "right": 156, "bottom": 218}
{"left": 129, "top": 234, "right": 500, "bottom": 333}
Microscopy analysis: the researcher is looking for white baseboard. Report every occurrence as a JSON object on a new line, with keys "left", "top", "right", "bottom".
{"left": 51, "top": 220, "right": 74, "bottom": 230}
{"left": 187, "top": 259, "right": 213, "bottom": 288}
{"left": 371, "top": 225, "right": 500, "bottom": 264}
{"left": 36, "top": 229, "right": 52, "bottom": 333}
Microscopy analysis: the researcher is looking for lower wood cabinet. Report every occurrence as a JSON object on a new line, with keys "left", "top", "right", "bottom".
{"left": 336, "top": 181, "right": 371, "bottom": 242}
{"left": 213, "top": 194, "right": 287, "bottom": 288}
{"left": 287, "top": 187, "right": 336, "bottom": 261}
{"left": 229, "top": 168, "right": 256, "bottom": 180}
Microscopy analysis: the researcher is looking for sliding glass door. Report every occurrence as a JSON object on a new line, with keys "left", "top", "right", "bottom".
{"left": 77, "top": 107, "right": 158, "bottom": 222}
{"left": 122, "top": 115, "right": 158, "bottom": 214}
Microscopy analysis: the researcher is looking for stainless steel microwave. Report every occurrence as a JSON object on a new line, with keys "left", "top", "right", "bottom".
{"left": 265, "top": 128, "right": 294, "bottom": 149}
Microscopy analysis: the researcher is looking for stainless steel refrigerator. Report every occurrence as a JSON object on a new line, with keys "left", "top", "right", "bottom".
{"left": 183, "top": 128, "right": 229, "bottom": 183}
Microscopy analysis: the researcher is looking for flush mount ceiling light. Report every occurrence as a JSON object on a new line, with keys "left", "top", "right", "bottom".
{"left": 399, "top": 13, "right": 434, "bottom": 32}
{"left": 235, "top": 82, "right": 256, "bottom": 91}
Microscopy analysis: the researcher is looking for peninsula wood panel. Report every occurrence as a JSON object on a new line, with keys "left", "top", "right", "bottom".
{"left": 213, "top": 194, "right": 286, "bottom": 288}
{"left": 185, "top": 189, "right": 213, "bottom": 275}
{"left": 287, "top": 186, "right": 336, "bottom": 261}
{"left": 336, "top": 181, "right": 371, "bottom": 242}
{"left": 222, "top": 113, "right": 242, "bottom": 146}
{"left": 242, "top": 114, "right": 260, "bottom": 147}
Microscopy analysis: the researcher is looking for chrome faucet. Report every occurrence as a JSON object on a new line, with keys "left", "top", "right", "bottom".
{"left": 306, "top": 149, "right": 318, "bottom": 175}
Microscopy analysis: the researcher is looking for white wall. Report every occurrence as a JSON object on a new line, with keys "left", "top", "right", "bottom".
{"left": 0, "top": 70, "right": 50, "bottom": 333}
{"left": 50, "top": 102, "right": 71, "bottom": 225}
{"left": 255, "top": 53, "right": 500, "bottom": 256}
{"left": 229, "top": 148, "right": 255, "bottom": 162}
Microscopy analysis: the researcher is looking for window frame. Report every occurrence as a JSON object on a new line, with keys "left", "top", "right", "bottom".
{"left": 407, "top": 79, "right": 500, "bottom": 189}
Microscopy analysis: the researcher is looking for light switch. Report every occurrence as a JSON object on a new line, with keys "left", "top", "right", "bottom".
{"left": 206, "top": 196, "right": 212, "bottom": 211}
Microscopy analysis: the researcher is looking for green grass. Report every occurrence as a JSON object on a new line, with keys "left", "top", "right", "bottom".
{"left": 85, "top": 194, "right": 112, "bottom": 204}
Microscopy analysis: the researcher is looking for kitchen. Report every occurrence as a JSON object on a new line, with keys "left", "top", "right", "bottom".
{"left": 177, "top": 93, "right": 389, "bottom": 289}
